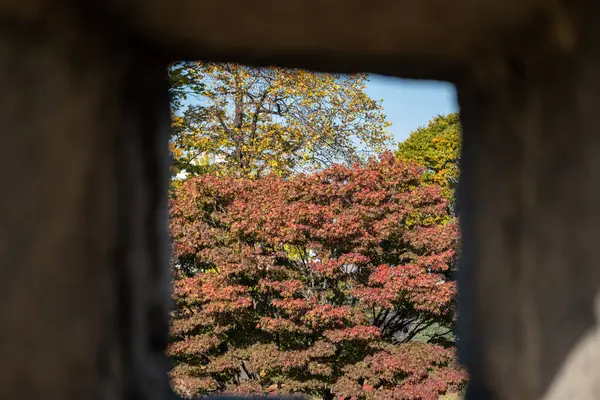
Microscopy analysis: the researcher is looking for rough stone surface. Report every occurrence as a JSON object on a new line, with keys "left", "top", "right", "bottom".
{"left": 0, "top": 4, "right": 173, "bottom": 400}
{"left": 98, "top": 0, "right": 552, "bottom": 80}
{"left": 1, "top": 1, "right": 600, "bottom": 400}
{"left": 457, "top": 3, "right": 600, "bottom": 398}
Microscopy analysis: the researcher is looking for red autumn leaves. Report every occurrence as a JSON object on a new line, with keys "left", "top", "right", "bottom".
{"left": 168, "top": 152, "right": 466, "bottom": 399}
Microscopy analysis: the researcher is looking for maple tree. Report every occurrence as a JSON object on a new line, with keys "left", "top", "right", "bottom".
{"left": 169, "top": 63, "right": 391, "bottom": 178}
{"left": 396, "top": 113, "right": 461, "bottom": 200}
{"left": 168, "top": 152, "right": 466, "bottom": 399}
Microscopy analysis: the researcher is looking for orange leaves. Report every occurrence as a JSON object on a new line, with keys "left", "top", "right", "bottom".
{"left": 271, "top": 298, "right": 313, "bottom": 315}
{"left": 168, "top": 154, "right": 463, "bottom": 398}
{"left": 333, "top": 343, "right": 467, "bottom": 400}
{"left": 172, "top": 274, "right": 203, "bottom": 302}
{"left": 352, "top": 263, "right": 457, "bottom": 315}
{"left": 258, "top": 279, "right": 304, "bottom": 298}
{"left": 323, "top": 326, "right": 382, "bottom": 343}
{"left": 308, "top": 361, "right": 333, "bottom": 377}
{"left": 170, "top": 368, "right": 218, "bottom": 399}
{"left": 167, "top": 334, "right": 221, "bottom": 357}
{"left": 257, "top": 317, "right": 310, "bottom": 334}
{"left": 302, "top": 304, "right": 367, "bottom": 329}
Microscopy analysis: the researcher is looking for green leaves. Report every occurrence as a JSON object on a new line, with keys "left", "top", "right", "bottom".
{"left": 396, "top": 113, "right": 461, "bottom": 200}
{"left": 169, "top": 61, "right": 206, "bottom": 111}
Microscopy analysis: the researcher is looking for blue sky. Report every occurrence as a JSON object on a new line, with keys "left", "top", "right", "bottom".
{"left": 365, "top": 75, "right": 458, "bottom": 143}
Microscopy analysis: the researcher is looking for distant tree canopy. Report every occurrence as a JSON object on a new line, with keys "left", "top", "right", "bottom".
{"left": 396, "top": 113, "right": 461, "bottom": 199}
{"left": 169, "top": 63, "right": 392, "bottom": 179}
{"left": 168, "top": 153, "right": 466, "bottom": 399}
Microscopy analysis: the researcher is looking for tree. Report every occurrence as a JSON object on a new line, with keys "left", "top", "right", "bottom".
{"left": 395, "top": 113, "right": 461, "bottom": 199}
{"left": 168, "top": 152, "right": 466, "bottom": 399}
{"left": 169, "top": 61, "right": 206, "bottom": 111}
{"left": 170, "top": 63, "right": 392, "bottom": 178}
{"left": 168, "top": 62, "right": 211, "bottom": 179}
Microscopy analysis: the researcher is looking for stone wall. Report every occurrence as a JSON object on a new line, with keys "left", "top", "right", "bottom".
{"left": 1, "top": 1, "right": 600, "bottom": 399}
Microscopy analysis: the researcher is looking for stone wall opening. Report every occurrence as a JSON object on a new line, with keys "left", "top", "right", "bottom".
{"left": 2, "top": 1, "right": 600, "bottom": 399}
{"left": 166, "top": 66, "right": 462, "bottom": 398}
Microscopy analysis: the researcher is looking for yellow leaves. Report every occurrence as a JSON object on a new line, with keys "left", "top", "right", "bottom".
{"left": 171, "top": 115, "right": 185, "bottom": 128}
{"left": 171, "top": 62, "right": 391, "bottom": 179}
{"left": 170, "top": 145, "right": 184, "bottom": 159}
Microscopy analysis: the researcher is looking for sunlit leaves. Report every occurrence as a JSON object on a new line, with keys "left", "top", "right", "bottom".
{"left": 170, "top": 63, "right": 392, "bottom": 178}
{"left": 396, "top": 113, "right": 461, "bottom": 200}
{"left": 168, "top": 153, "right": 465, "bottom": 398}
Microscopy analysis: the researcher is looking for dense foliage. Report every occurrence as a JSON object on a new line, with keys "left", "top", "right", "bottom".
{"left": 169, "top": 63, "right": 391, "bottom": 178}
{"left": 168, "top": 152, "right": 466, "bottom": 399}
{"left": 396, "top": 114, "right": 461, "bottom": 199}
